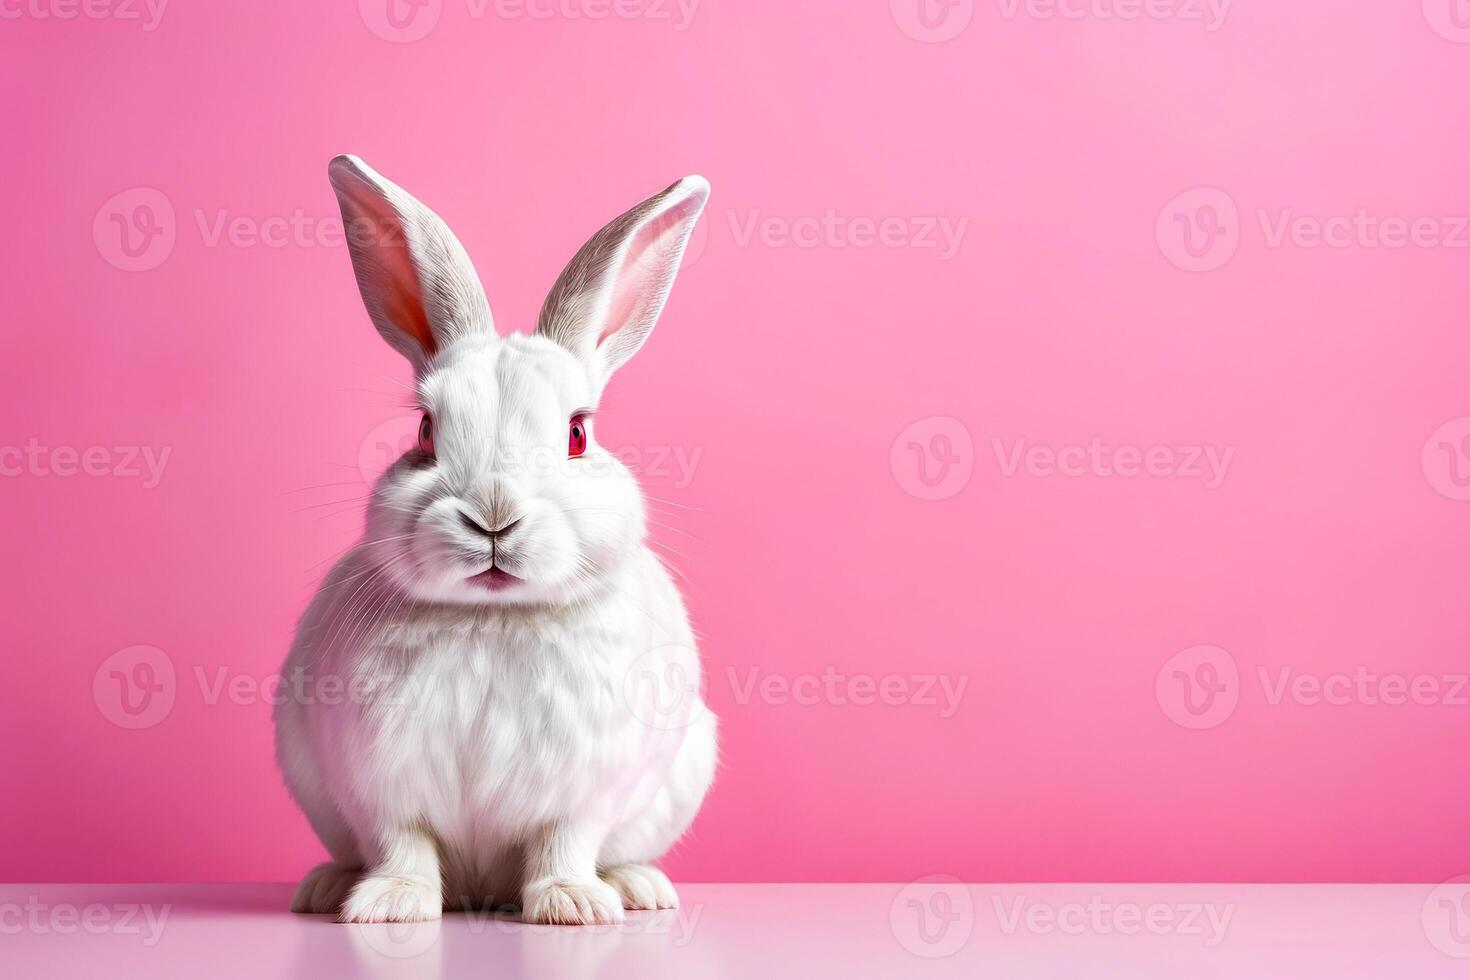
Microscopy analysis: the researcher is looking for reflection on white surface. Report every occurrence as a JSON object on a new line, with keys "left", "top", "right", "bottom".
{"left": 3, "top": 882, "right": 1466, "bottom": 978}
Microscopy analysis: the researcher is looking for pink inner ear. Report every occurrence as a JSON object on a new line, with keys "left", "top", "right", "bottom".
{"left": 338, "top": 178, "right": 436, "bottom": 356}
{"left": 597, "top": 198, "right": 702, "bottom": 347}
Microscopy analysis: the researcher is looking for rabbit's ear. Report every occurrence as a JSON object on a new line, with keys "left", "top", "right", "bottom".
{"left": 328, "top": 154, "right": 493, "bottom": 370}
{"left": 536, "top": 176, "right": 709, "bottom": 385}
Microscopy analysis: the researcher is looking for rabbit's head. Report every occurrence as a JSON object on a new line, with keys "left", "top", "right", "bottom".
{"left": 328, "top": 155, "right": 708, "bottom": 606}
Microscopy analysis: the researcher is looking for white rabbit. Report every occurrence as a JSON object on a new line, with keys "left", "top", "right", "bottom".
{"left": 274, "top": 155, "right": 717, "bottom": 925}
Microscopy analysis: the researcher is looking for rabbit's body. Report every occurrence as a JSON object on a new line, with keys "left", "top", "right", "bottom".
{"left": 277, "top": 543, "right": 715, "bottom": 915}
{"left": 274, "top": 157, "right": 716, "bottom": 924}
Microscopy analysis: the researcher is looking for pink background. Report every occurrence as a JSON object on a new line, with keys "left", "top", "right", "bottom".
{"left": 3, "top": 1, "right": 1469, "bottom": 884}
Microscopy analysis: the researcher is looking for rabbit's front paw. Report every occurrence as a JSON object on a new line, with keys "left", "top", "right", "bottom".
{"left": 600, "top": 863, "right": 679, "bottom": 910}
{"left": 340, "top": 874, "right": 441, "bottom": 923}
{"left": 291, "top": 862, "right": 362, "bottom": 915}
{"left": 522, "top": 877, "right": 625, "bottom": 925}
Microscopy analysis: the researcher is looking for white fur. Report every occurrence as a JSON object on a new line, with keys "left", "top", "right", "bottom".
{"left": 275, "top": 156, "right": 716, "bottom": 924}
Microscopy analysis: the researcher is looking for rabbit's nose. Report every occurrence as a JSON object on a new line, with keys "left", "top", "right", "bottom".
{"left": 458, "top": 508, "right": 523, "bottom": 540}
{"left": 464, "top": 475, "right": 527, "bottom": 535}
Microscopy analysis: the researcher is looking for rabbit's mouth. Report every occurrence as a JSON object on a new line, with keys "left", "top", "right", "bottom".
{"left": 466, "top": 565, "right": 523, "bottom": 592}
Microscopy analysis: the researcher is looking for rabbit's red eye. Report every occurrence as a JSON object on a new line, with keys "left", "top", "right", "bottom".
{"left": 418, "top": 413, "right": 435, "bottom": 456}
{"left": 568, "top": 415, "right": 588, "bottom": 458}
